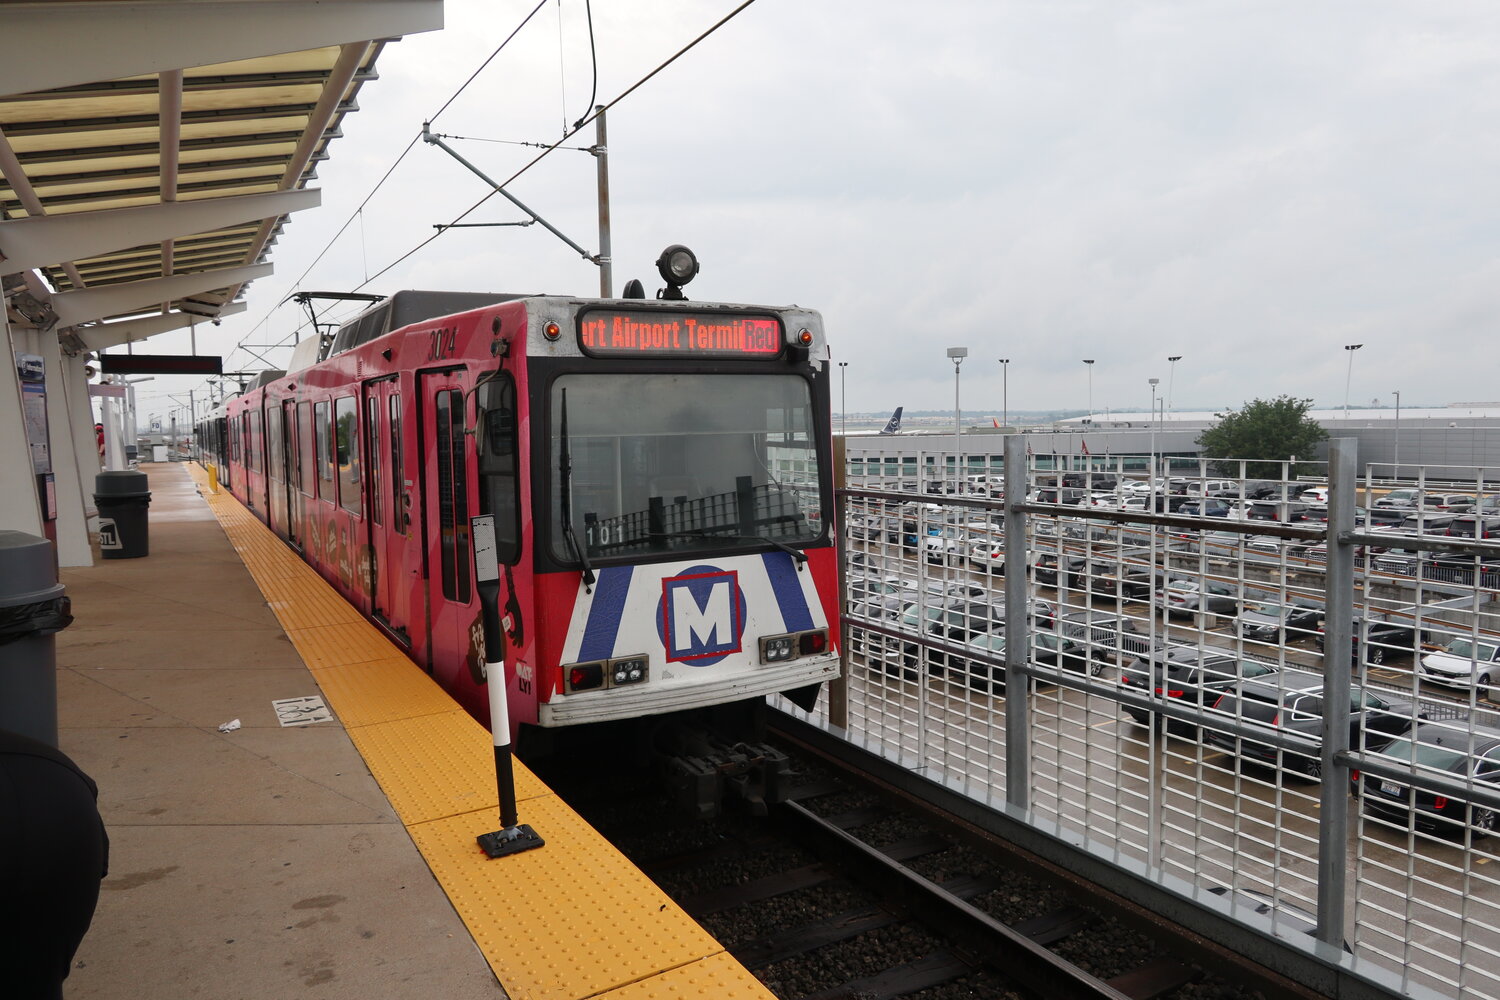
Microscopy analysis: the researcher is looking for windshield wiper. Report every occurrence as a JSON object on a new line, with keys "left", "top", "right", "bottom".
{"left": 557, "top": 388, "right": 596, "bottom": 592}
{"left": 652, "top": 528, "right": 807, "bottom": 570}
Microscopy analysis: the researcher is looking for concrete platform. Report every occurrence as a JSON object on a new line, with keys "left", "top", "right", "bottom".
{"left": 59, "top": 463, "right": 500, "bottom": 998}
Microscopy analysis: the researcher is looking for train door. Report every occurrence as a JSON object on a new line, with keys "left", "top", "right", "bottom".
{"left": 418, "top": 368, "right": 478, "bottom": 684}
{"left": 364, "top": 376, "right": 413, "bottom": 645}
{"left": 283, "top": 399, "right": 301, "bottom": 549}
{"left": 266, "top": 404, "right": 287, "bottom": 537}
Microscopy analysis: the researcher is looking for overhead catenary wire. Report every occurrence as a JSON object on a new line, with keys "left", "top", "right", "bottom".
{"left": 218, "top": 0, "right": 555, "bottom": 372}
{"left": 356, "top": 0, "right": 761, "bottom": 292}
{"left": 218, "top": 0, "right": 760, "bottom": 382}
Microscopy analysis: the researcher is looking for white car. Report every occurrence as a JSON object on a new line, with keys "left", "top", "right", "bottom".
{"left": 1420, "top": 637, "right": 1500, "bottom": 694}
{"left": 1300, "top": 486, "right": 1330, "bottom": 504}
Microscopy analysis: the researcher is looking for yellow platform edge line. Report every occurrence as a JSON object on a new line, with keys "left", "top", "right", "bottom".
{"left": 185, "top": 464, "right": 774, "bottom": 1000}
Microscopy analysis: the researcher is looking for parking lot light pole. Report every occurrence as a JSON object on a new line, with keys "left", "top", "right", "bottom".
{"left": 838, "top": 361, "right": 848, "bottom": 438}
{"left": 1148, "top": 378, "right": 1160, "bottom": 476}
{"left": 998, "top": 358, "right": 1010, "bottom": 431}
{"left": 1167, "top": 355, "right": 1181, "bottom": 413}
{"left": 948, "top": 347, "right": 968, "bottom": 484}
{"left": 1082, "top": 359, "right": 1095, "bottom": 422}
{"left": 1343, "top": 344, "right": 1363, "bottom": 420}
{"left": 1393, "top": 389, "right": 1401, "bottom": 474}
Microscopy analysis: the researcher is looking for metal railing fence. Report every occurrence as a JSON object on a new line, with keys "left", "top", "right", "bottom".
{"left": 777, "top": 438, "right": 1500, "bottom": 1000}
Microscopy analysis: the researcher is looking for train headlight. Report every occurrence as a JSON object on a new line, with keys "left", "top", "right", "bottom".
{"left": 761, "top": 636, "right": 796, "bottom": 663}
{"left": 655, "top": 244, "right": 698, "bottom": 300}
{"left": 610, "top": 655, "right": 648, "bottom": 686}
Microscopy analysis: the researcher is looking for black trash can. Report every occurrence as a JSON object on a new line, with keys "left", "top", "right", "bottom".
{"left": 0, "top": 531, "right": 72, "bottom": 747}
{"left": 94, "top": 470, "right": 151, "bottom": 559}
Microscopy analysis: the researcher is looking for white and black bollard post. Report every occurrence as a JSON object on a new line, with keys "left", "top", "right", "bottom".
{"left": 471, "top": 515, "right": 543, "bottom": 859}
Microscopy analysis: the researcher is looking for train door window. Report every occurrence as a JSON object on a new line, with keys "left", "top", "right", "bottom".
{"left": 250, "top": 411, "right": 263, "bottom": 473}
{"left": 335, "top": 396, "right": 361, "bottom": 515}
{"left": 389, "top": 394, "right": 404, "bottom": 534}
{"left": 477, "top": 374, "right": 519, "bottom": 563}
{"left": 366, "top": 396, "right": 382, "bottom": 526}
{"left": 267, "top": 406, "right": 284, "bottom": 483}
{"left": 435, "top": 388, "right": 471, "bottom": 603}
{"left": 315, "top": 400, "right": 333, "bottom": 499}
{"left": 297, "top": 401, "right": 314, "bottom": 496}
{"left": 229, "top": 417, "right": 240, "bottom": 464}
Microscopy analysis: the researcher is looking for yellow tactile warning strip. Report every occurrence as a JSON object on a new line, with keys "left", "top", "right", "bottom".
{"left": 188, "top": 465, "right": 774, "bottom": 1000}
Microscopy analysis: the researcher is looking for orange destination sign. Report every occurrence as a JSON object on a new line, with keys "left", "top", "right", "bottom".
{"left": 577, "top": 309, "right": 782, "bottom": 358}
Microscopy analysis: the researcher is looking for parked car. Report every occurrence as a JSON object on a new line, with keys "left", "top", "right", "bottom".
{"left": 1119, "top": 645, "right": 1279, "bottom": 731}
{"left": 1299, "top": 486, "right": 1330, "bottom": 504}
{"left": 1451, "top": 496, "right": 1500, "bottom": 515}
{"left": 926, "top": 627, "right": 1110, "bottom": 692}
{"left": 1243, "top": 499, "right": 1315, "bottom": 523}
{"left": 1234, "top": 598, "right": 1325, "bottom": 644}
{"left": 1162, "top": 578, "right": 1244, "bottom": 617}
{"left": 1241, "top": 480, "right": 1285, "bottom": 501}
{"left": 1204, "top": 670, "right": 1420, "bottom": 780}
{"left": 1420, "top": 492, "right": 1477, "bottom": 511}
{"left": 1317, "top": 613, "right": 1429, "bottom": 666}
{"left": 1177, "top": 497, "right": 1234, "bottom": 518}
{"left": 1057, "top": 611, "right": 1155, "bottom": 663}
{"left": 1356, "top": 722, "right": 1500, "bottom": 836}
{"left": 1419, "top": 635, "right": 1500, "bottom": 695}
{"left": 1034, "top": 553, "right": 1088, "bottom": 587}
{"left": 1035, "top": 487, "right": 1089, "bottom": 505}
{"left": 1374, "top": 488, "right": 1421, "bottom": 509}
{"left": 1446, "top": 515, "right": 1500, "bottom": 539}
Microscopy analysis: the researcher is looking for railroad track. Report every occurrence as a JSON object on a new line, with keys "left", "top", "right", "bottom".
{"left": 541, "top": 721, "right": 1321, "bottom": 1000}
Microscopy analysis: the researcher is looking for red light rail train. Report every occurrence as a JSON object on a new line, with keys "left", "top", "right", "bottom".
{"left": 200, "top": 258, "right": 840, "bottom": 764}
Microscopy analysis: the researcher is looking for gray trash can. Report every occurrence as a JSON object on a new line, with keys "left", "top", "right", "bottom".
{"left": 95, "top": 470, "right": 151, "bottom": 559}
{"left": 0, "top": 531, "right": 72, "bottom": 747}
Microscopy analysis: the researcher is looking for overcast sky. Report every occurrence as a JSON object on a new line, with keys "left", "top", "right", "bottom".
{"left": 130, "top": 1, "right": 1500, "bottom": 426}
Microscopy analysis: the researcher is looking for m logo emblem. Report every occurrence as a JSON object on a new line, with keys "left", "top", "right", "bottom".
{"left": 658, "top": 566, "right": 745, "bottom": 665}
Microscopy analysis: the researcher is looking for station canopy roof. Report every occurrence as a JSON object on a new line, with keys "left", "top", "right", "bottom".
{"left": 0, "top": 0, "right": 442, "bottom": 352}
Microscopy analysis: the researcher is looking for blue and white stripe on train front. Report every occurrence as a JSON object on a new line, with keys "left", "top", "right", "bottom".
{"left": 546, "top": 552, "right": 839, "bottom": 727}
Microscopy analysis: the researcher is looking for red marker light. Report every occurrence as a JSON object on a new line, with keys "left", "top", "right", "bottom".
{"left": 798, "top": 630, "right": 828, "bottom": 655}
{"left": 544, "top": 321, "right": 562, "bottom": 341}
{"left": 796, "top": 328, "right": 813, "bottom": 346}
{"left": 1434, "top": 796, "right": 1448, "bottom": 810}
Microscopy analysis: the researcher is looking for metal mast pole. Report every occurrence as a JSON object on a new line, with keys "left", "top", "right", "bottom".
{"left": 592, "top": 106, "right": 612, "bottom": 298}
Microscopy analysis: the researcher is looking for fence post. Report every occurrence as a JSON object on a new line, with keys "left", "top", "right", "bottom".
{"left": 1003, "top": 435, "right": 1030, "bottom": 810}
{"left": 1316, "top": 437, "right": 1357, "bottom": 950}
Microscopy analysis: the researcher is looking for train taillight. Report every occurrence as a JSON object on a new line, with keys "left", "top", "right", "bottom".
{"left": 760, "top": 628, "right": 832, "bottom": 665}
{"left": 562, "top": 654, "right": 649, "bottom": 693}
{"left": 566, "top": 662, "right": 606, "bottom": 692}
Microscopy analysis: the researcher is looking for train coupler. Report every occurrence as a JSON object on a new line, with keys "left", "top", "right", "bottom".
{"left": 663, "top": 741, "right": 793, "bottom": 820}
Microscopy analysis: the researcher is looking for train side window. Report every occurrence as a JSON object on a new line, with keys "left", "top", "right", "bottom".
{"left": 335, "top": 396, "right": 361, "bottom": 515}
{"left": 389, "top": 394, "right": 404, "bottom": 534}
{"left": 297, "top": 401, "right": 313, "bottom": 496}
{"left": 315, "top": 400, "right": 333, "bottom": 499}
{"left": 366, "top": 396, "right": 382, "bottom": 526}
{"left": 267, "top": 406, "right": 284, "bottom": 484}
{"left": 477, "top": 374, "right": 520, "bottom": 563}
{"left": 435, "top": 389, "right": 471, "bottom": 603}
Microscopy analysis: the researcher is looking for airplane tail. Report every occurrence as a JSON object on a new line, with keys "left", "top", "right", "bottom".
{"left": 879, "top": 406, "right": 903, "bottom": 435}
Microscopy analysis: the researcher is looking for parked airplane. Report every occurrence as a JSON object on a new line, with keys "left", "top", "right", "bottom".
{"left": 880, "top": 407, "right": 903, "bottom": 434}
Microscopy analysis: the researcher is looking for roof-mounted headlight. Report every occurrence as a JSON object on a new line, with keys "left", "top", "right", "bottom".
{"left": 655, "top": 244, "right": 699, "bottom": 300}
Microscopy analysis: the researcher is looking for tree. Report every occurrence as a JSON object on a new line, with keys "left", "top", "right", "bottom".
{"left": 1196, "top": 395, "right": 1328, "bottom": 479}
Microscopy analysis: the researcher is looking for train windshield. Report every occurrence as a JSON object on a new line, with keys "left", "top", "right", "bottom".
{"left": 549, "top": 372, "right": 824, "bottom": 562}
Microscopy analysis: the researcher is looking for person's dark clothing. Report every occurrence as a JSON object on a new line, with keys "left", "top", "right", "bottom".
{"left": 0, "top": 729, "right": 109, "bottom": 1000}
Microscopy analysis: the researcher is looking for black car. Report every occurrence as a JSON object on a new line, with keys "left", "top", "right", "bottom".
{"left": 1119, "top": 645, "right": 1279, "bottom": 731}
{"left": 1244, "top": 499, "right": 1315, "bottom": 523}
{"left": 1176, "top": 498, "right": 1233, "bottom": 518}
{"left": 1316, "top": 613, "right": 1428, "bottom": 666}
{"left": 1036, "top": 487, "right": 1089, "bottom": 505}
{"left": 1034, "top": 553, "right": 1088, "bottom": 587}
{"left": 1204, "top": 670, "right": 1419, "bottom": 780}
{"left": 1233, "top": 597, "right": 1325, "bottom": 644}
{"left": 1357, "top": 722, "right": 1500, "bottom": 837}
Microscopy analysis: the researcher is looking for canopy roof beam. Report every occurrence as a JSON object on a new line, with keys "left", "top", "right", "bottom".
{"left": 1, "top": 1, "right": 442, "bottom": 96}
{"left": 0, "top": 189, "right": 320, "bottom": 276}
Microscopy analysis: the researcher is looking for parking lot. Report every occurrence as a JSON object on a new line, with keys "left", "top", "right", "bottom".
{"left": 827, "top": 462, "right": 1500, "bottom": 998}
